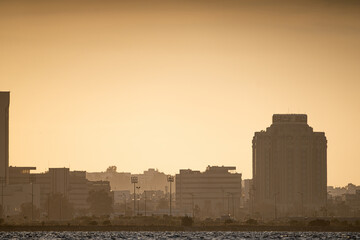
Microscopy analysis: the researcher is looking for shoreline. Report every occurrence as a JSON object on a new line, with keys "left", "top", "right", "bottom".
{"left": 0, "top": 225, "right": 359, "bottom": 232}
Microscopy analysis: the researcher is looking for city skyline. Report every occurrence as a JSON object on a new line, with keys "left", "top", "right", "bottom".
{"left": 1, "top": 0, "right": 360, "bottom": 186}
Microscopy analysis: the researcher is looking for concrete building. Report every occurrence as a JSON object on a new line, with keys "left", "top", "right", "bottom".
{"left": 87, "top": 167, "right": 169, "bottom": 193}
{"left": 33, "top": 168, "right": 112, "bottom": 215}
{"left": 9, "top": 166, "right": 36, "bottom": 185}
{"left": 176, "top": 166, "right": 242, "bottom": 219}
{"left": 252, "top": 114, "right": 327, "bottom": 218}
{"left": 1, "top": 183, "right": 41, "bottom": 216}
{"left": 241, "top": 179, "right": 252, "bottom": 208}
{"left": 0, "top": 92, "right": 10, "bottom": 184}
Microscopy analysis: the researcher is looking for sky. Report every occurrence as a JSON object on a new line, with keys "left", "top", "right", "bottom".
{"left": 0, "top": 0, "right": 360, "bottom": 186}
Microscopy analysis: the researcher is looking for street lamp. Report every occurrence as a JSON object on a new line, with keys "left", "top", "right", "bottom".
{"left": 29, "top": 175, "right": 36, "bottom": 221}
{"left": 298, "top": 192, "right": 304, "bottom": 217}
{"left": 230, "top": 192, "right": 235, "bottom": 218}
{"left": 274, "top": 192, "right": 280, "bottom": 220}
{"left": 227, "top": 193, "right": 230, "bottom": 215}
{"left": 167, "top": 175, "right": 174, "bottom": 216}
{"left": 131, "top": 176, "right": 138, "bottom": 216}
{"left": 136, "top": 186, "right": 141, "bottom": 215}
{"left": 0, "top": 177, "right": 4, "bottom": 217}
{"left": 144, "top": 191, "right": 147, "bottom": 217}
{"left": 122, "top": 193, "right": 127, "bottom": 216}
{"left": 189, "top": 193, "right": 195, "bottom": 218}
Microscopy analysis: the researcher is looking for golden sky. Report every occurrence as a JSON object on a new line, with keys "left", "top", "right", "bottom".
{"left": 1, "top": 0, "right": 360, "bottom": 186}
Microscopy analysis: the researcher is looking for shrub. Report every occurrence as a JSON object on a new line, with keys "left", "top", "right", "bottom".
{"left": 308, "top": 219, "right": 330, "bottom": 227}
{"left": 181, "top": 216, "right": 193, "bottom": 227}
{"left": 103, "top": 220, "right": 111, "bottom": 225}
{"left": 88, "top": 220, "right": 98, "bottom": 226}
{"left": 245, "top": 218, "right": 258, "bottom": 225}
{"left": 224, "top": 219, "right": 233, "bottom": 224}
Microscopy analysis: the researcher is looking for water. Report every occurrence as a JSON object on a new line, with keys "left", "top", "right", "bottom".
{"left": 0, "top": 232, "right": 359, "bottom": 239}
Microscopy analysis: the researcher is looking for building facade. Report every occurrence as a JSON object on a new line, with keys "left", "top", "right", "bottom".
{"left": 252, "top": 114, "right": 327, "bottom": 218}
{"left": 176, "top": 166, "right": 242, "bottom": 219}
{"left": 86, "top": 167, "right": 169, "bottom": 193}
{"left": 0, "top": 92, "right": 9, "bottom": 184}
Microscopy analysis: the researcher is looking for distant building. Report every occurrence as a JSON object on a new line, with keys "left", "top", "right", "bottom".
{"left": 328, "top": 184, "right": 360, "bottom": 198}
{"left": 241, "top": 179, "right": 252, "bottom": 208}
{"left": 86, "top": 168, "right": 132, "bottom": 191}
{"left": 87, "top": 167, "right": 169, "bottom": 193}
{"left": 252, "top": 114, "right": 327, "bottom": 218}
{"left": 0, "top": 92, "right": 10, "bottom": 183}
{"left": 9, "top": 166, "right": 36, "bottom": 185}
{"left": 33, "top": 168, "right": 112, "bottom": 213}
{"left": 176, "top": 166, "right": 242, "bottom": 219}
{"left": 2, "top": 183, "right": 41, "bottom": 216}
{"left": 5, "top": 166, "right": 112, "bottom": 218}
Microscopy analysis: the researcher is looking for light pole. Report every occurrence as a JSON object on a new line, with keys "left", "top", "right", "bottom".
{"left": 28, "top": 175, "right": 37, "bottom": 221}
{"left": 131, "top": 176, "right": 138, "bottom": 216}
{"left": 190, "top": 193, "right": 194, "bottom": 218}
{"left": 298, "top": 192, "right": 304, "bottom": 217}
{"left": 221, "top": 188, "right": 225, "bottom": 215}
{"left": 167, "top": 175, "right": 174, "bottom": 216}
{"left": 250, "top": 185, "right": 255, "bottom": 217}
{"left": 122, "top": 193, "right": 127, "bottom": 216}
{"left": 326, "top": 191, "right": 330, "bottom": 217}
{"left": 0, "top": 177, "right": 4, "bottom": 217}
{"left": 231, "top": 193, "right": 235, "bottom": 218}
{"left": 136, "top": 186, "right": 141, "bottom": 215}
{"left": 47, "top": 193, "right": 50, "bottom": 220}
{"left": 144, "top": 191, "right": 147, "bottom": 217}
{"left": 274, "top": 192, "right": 280, "bottom": 220}
{"left": 227, "top": 193, "right": 230, "bottom": 216}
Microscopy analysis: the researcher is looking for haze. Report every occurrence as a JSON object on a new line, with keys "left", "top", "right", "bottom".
{"left": 0, "top": 0, "right": 359, "bottom": 186}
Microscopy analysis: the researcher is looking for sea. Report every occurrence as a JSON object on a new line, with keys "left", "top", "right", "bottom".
{"left": 0, "top": 232, "right": 359, "bottom": 239}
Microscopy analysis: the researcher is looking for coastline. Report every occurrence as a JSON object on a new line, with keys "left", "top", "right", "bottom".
{"left": 0, "top": 225, "right": 359, "bottom": 232}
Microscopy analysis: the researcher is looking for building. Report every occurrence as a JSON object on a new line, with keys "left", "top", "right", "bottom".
{"left": 241, "top": 179, "right": 252, "bottom": 208}
{"left": 252, "top": 114, "right": 327, "bottom": 218}
{"left": 32, "top": 168, "right": 112, "bottom": 218}
{"left": 1, "top": 183, "right": 41, "bottom": 216}
{"left": 86, "top": 167, "right": 169, "bottom": 193}
{"left": 0, "top": 92, "right": 10, "bottom": 184}
{"left": 176, "top": 166, "right": 242, "bottom": 219}
{"left": 86, "top": 167, "right": 132, "bottom": 191}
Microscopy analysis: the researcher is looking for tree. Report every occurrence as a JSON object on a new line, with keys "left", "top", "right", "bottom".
{"left": 48, "top": 193, "right": 74, "bottom": 220}
{"left": 106, "top": 166, "right": 117, "bottom": 173}
{"left": 194, "top": 204, "right": 201, "bottom": 218}
{"left": 156, "top": 197, "right": 168, "bottom": 210}
{"left": 87, "top": 189, "right": 113, "bottom": 216}
{"left": 181, "top": 216, "right": 193, "bottom": 226}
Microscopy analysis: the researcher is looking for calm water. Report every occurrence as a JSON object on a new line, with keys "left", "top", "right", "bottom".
{"left": 0, "top": 232, "right": 359, "bottom": 239}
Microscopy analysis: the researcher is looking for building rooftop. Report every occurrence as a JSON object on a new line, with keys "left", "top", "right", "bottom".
{"left": 272, "top": 114, "right": 307, "bottom": 124}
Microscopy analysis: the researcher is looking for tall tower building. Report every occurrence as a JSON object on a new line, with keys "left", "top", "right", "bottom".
{"left": 252, "top": 114, "right": 327, "bottom": 218}
{"left": 0, "top": 92, "right": 10, "bottom": 184}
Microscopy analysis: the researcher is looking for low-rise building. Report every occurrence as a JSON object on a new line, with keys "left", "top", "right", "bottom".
{"left": 176, "top": 166, "right": 242, "bottom": 219}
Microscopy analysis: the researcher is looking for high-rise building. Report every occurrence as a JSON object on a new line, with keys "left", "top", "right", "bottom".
{"left": 0, "top": 92, "right": 10, "bottom": 184}
{"left": 252, "top": 114, "right": 327, "bottom": 218}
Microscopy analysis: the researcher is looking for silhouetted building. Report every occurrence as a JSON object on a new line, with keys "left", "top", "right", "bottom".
{"left": 252, "top": 114, "right": 327, "bottom": 218}
{"left": 241, "top": 179, "right": 252, "bottom": 208}
{"left": 0, "top": 92, "right": 10, "bottom": 184}
{"left": 1, "top": 183, "right": 41, "bottom": 216}
{"left": 34, "top": 168, "right": 112, "bottom": 214}
{"left": 176, "top": 166, "right": 242, "bottom": 219}
{"left": 87, "top": 167, "right": 169, "bottom": 193}
{"left": 9, "top": 166, "right": 36, "bottom": 184}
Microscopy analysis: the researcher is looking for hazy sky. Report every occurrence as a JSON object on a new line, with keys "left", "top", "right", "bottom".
{"left": 1, "top": 0, "right": 359, "bottom": 186}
